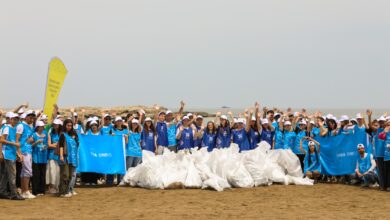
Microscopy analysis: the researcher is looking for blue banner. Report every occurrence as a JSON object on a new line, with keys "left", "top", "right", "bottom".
{"left": 316, "top": 134, "right": 359, "bottom": 176}
{"left": 78, "top": 135, "right": 126, "bottom": 174}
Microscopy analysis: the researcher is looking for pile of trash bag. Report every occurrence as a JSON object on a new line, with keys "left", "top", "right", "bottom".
{"left": 122, "top": 141, "right": 313, "bottom": 192}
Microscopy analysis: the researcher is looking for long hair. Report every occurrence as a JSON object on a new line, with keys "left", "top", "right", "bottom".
{"left": 144, "top": 121, "right": 156, "bottom": 135}
{"left": 205, "top": 122, "right": 217, "bottom": 135}
{"left": 62, "top": 119, "right": 79, "bottom": 144}
{"left": 51, "top": 124, "right": 62, "bottom": 135}
{"left": 308, "top": 145, "right": 319, "bottom": 166}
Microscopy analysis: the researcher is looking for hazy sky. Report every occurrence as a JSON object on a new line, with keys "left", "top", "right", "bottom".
{"left": 1, "top": 0, "right": 389, "bottom": 109}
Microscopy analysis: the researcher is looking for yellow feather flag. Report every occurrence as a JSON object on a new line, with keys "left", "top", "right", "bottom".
{"left": 43, "top": 57, "right": 68, "bottom": 122}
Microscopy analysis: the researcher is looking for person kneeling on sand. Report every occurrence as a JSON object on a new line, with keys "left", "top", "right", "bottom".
{"left": 349, "top": 144, "right": 378, "bottom": 188}
{"left": 300, "top": 137, "right": 321, "bottom": 182}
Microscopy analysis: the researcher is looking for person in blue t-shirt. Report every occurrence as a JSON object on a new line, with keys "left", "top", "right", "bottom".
{"left": 47, "top": 119, "right": 62, "bottom": 194}
{"left": 58, "top": 119, "right": 79, "bottom": 198}
{"left": 31, "top": 121, "right": 48, "bottom": 196}
{"left": 201, "top": 121, "right": 217, "bottom": 152}
{"left": 141, "top": 117, "right": 157, "bottom": 154}
{"left": 216, "top": 114, "right": 232, "bottom": 149}
{"left": 0, "top": 113, "right": 24, "bottom": 200}
{"left": 350, "top": 144, "right": 378, "bottom": 187}
{"left": 154, "top": 106, "right": 169, "bottom": 155}
{"left": 176, "top": 116, "right": 200, "bottom": 153}
{"left": 100, "top": 114, "right": 113, "bottom": 136}
{"left": 300, "top": 137, "right": 321, "bottom": 182}
{"left": 165, "top": 101, "right": 185, "bottom": 153}
{"left": 126, "top": 119, "right": 143, "bottom": 170}
{"left": 232, "top": 110, "right": 252, "bottom": 152}
{"left": 259, "top": 118, "right": 275, "bottom": 147}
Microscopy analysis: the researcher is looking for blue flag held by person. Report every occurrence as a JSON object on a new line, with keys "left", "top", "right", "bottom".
{"left": 316, "top": 134, "right": 359, "bottom": 176}
{"left": 78, "top": 135, "right": 126, "bottom": 174}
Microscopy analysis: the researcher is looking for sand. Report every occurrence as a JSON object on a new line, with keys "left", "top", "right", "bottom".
{"left": 0, "top": 184, "right": 389, "bottom": 220}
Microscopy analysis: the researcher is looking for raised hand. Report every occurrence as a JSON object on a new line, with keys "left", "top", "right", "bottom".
{"left": 180, "top": 101, "right": 185, "bottom": 108}
{"left": 366, "top": 109, "right": 372, "bottom": 117}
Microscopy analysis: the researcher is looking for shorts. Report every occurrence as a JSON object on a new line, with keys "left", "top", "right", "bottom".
{"left": 21, "top": 153, "right": 33, "bottom": 178}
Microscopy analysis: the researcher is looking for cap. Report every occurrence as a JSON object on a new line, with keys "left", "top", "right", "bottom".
{"left": 104, "top": 114, "right": 111, "bottom": 119}
{"left": 326, "top": 114, "right": 334, "bottom": 119}
{"left": 386, "top": 116, "right": 390, "bottom": 121}
{"left": 53, "top": 119, "right": 63, "bottom": 125}
{"left": 237, "top": 118, "right": 245, "bottom": 124}
{"left": 131, "top": 119, "right": 139, "bottom": 124}
{"left": 90, "top": 120, "right": 98, "bottom": 126}
{"left": 41, "top": 114, "right": 48, "bottom": 120}
{"left": 87, "top": 117, "right": 94, "bottom": 123}
{"left": 196, "top": 115, "right": 204, "bottom": 120}
{"left": 351, "top": 118, "right": 358, "bottom": 123}
{"left": 93, "top": 116, "right": 99, "bottom": 121}
{"left": 356, "top": 113, "right": 363, "bottom": 119}
{"left": 5, "top": 112, "right": 13, "bottom": 118}
{"left": 26, "top": 110, "right": 36, "bottom": 116}
{"left": 114, "top": 117, "right": 123, "bottom": 122}
{"left": 308, "top": 141, "right": 315, "bottom": 146}
{"left": 339, "top": 115, "right": 349, "bottom": 122}
{"left": 220, "top": 115, "right": 228, "bottom": 120}
{"left": 166, "top": 110, "right": 173, "bottom": 115}
{"left": 187, "top": 113, "right": 193, "bottom": 117}
{"left": 299, "top": 120, "right": 307, "bottom": 125}
{"left": 9, "top": 113, "right": 19, "bottom": 119}
{"left": 261, "top": 118, "right": 269, "bottom": 124}
{"left": 35, "top": 121, "right": 45, "bottom": 127}
{"left": 251, "top": 116, "right": 256, "bottom": 121}
{"left": 182, "top": 116, "right": 190, "bottom": 121}
{"left": 274, "top": 113, "right": 281, "bottom": 117}
{"left": 378, "top": 116, "right": 386, "bottom": 121}
{"left": 284, "top": 121, "right": 292, "bottom": 126}
{"left": 73, "top": 112, "right": 78, "bottom": 117}
{"left": 357, "top": 143, "right": 365, "bottom": 149}
{"left": 1, "top": 119, "right": 6, "bottom": 125}
{"left": 145, "top": 117, "right": 152, "bottom": 122}
{"left": 20, "top": 113, "right": 27, "bottom": 119}
{"left": 310, "top": 120, "right": 315, "bottom": 124}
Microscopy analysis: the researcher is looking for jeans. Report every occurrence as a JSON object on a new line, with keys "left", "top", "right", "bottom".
{"left": 0, "top": 160, "right": 17, "bottom": 197}
{"left": 350, "top": 171, "right": 377, "bottom": 185}
{"left": 59, "top": 163, "right": 76, "bottom": 195}
{"left": 126, "top": 156, "right": 142, "bottom": 170}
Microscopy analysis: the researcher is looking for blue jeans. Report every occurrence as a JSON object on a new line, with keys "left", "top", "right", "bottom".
{"left": 126, "top": 156, "right": 142, "bottom": 170}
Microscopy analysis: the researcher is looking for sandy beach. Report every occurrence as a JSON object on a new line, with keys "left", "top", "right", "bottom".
{"left": 0, "top": 184, "right": 389, "bottom": 220}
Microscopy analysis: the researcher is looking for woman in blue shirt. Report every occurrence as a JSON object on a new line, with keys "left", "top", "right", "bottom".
{"left": 300, "top": 137, "right": 321, "bottom": 182}
{"left": 31, "top": 121, "right": 48, "bottom": 196}
{"left": 58, "top": 119, "right": 79, "bottom": 198}
{"left": 126, "top": 119, "right": 142, "bottom": 169}
{"left": 47, "top": 119, "right": 62, "bottom": 194}
{"left": 201, "top": 121, "right": 217, "bottom": 152}
{"left": 141, "top": 117, "right": 157, "bottom": 154}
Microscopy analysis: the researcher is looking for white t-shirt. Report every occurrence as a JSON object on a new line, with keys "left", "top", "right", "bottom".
{"left": 16, "top": 123, "right": 24, "bottom": 134}
{"left": 2, "top": 126, "right": 9, "bottom": 136}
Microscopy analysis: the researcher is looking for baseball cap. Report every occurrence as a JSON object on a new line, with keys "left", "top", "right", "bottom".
{"left": 53, "top": 119, "right": 63, "bottom": 125}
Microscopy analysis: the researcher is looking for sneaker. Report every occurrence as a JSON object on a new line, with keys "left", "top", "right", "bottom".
{"left": 71, "top": 191, "right": 78, "bottom": 196}
{"left": 60, "top": 193, "right": 72, "bottom": 198}
{"left": 49, "top": 188, "right": 58, "bottom": 194}
{"left": 37, "top": 194, "right": 44, "bottom": 197}
{"left": 21, "top": 192, "right": 36, "bottom": 199}
{"left": 10, "top": 194, "right": 25, "bottom": 201}
{"left": 118, "top": 181, "right": 125, "bottom": 186}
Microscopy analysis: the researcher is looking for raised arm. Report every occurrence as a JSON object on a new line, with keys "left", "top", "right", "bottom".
{"left": 300, "top": 137, "right": 307, "bottom": 154}
{"left": 255, "top": 102, "right": 262, "bottom": 133}
{"left": 13, "top": 102, "right": 28, "bottom": 113}
{"left": 366, "top": 109, "right": 373, "bottom": 129}
{"left": 245, "top": 110, "right": 252, "bottom": 133}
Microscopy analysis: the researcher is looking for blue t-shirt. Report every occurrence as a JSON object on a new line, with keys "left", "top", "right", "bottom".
{"left": 167, "top": 123, "right": 177, "bottom": 147}
{"left": 202, "top": 131, "right": 217, "bottom": 152}
{"left": 373, "top": 128, "right": 385, "bottom": 158}
{"left": 260, "top": 129, "right": 274, "bottom": 147}
{"left": 384, "top": 132, "right": 390, "bottom": 161}
{"left": 32, "top": 132, "right": 48, "bottom": 164}
{"left": 249, "top": 128, "right": 260, "bottom": 150}
{"left": 178, "top": 127, "right": 194, "bottom": 150}
{"left": 358, "top": 153, "right": 372, "bottom": 174}
{"left": 48, "top": 129, "right": 60, "bottom": 161}
{"left": 216, "top": 126, "right": 231, "bottom": 148}
{"left": 274, "top": 127, "right": 284, "bottom": 150}
{"left": 2, "top": 125, "right": 17, "bottom": 161}
{"left": 294, "top": 130, "right": 307, "bottom": 155}
{"left": 232, "top": 128, "right": 251, "bottom": 152}
{"left": 141, "top": 130, "right": 156, "bottom": 153}
{"left": 19, "top": 122, "right": 34, "bottom": 154}
{"left": 156, "top": 121, "right": 168, "bottom": 147}
{"left": 284, "top": 131, "right": 296, "bottom": 150}
{"left": 100, "top": 124, "right": 113, "bottom": 136}
{"left": 63, "top": 133, "right": 78, "bottom": 166}
{"left": 127, "top": 131, "right": 142, "bottom": 157}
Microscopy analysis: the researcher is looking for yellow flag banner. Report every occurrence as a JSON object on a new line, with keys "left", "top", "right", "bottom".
{"left": 43, "top": 58, "right": 68, "bottom": 122}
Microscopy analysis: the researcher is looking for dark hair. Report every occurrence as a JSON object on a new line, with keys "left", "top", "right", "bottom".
{"left": 130, "top": 122, "right": 142, "bottom": 133}
{"left": 60, "top": 119, "right": 79, "bottom": 148}
{"left": 144, "top": 121, "right": 156, "bottom": 134}
{"left": 205, "top": 121, "right": 217, "bottom": 135}
{"left": 51, "top": 123, "right": 62, "bottom": 135}
{"left": 267, "top": 110, "right": 274, "bottom": 115}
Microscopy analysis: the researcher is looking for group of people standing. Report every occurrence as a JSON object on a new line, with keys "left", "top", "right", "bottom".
{"left": 0, "top": 101, "right": 389, "bottom": 201}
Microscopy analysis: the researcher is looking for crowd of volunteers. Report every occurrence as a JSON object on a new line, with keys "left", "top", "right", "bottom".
{"left": 0, "top": 101, "right": 389, "bottom": 200}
